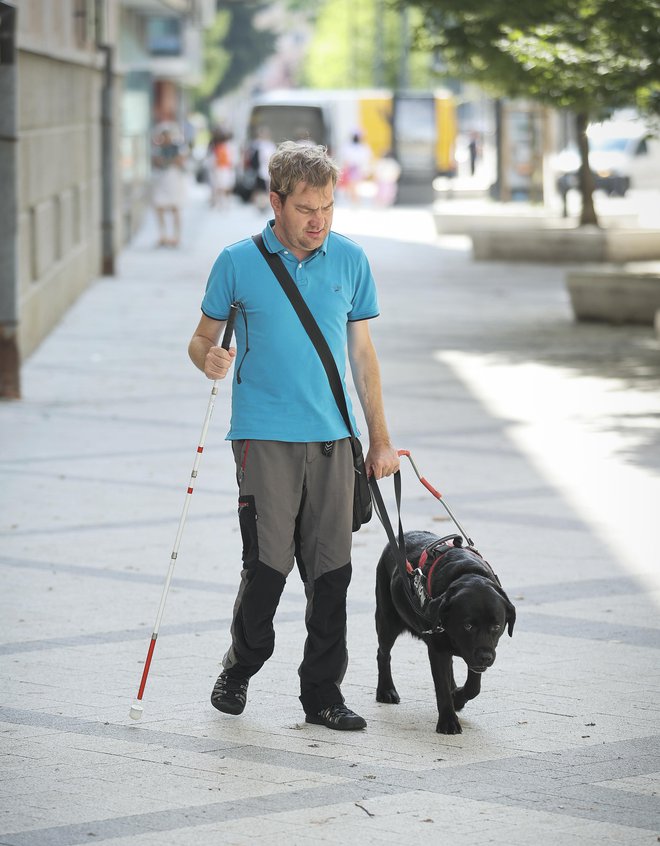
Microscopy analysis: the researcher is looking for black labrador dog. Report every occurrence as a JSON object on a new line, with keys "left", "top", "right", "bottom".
{"left": 375, "top": 530, "right": 516, "bottom": 734}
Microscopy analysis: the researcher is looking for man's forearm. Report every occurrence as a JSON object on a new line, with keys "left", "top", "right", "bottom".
{"left": 349, "top": 342, "right": 393, "bottom": 447}
{"left": 189, "top": 335, "right": 213, "bottom": 372}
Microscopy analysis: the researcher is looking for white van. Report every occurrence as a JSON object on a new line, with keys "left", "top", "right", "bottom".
{"left": 554, "top": 118, "right": 660, "bottom": 196}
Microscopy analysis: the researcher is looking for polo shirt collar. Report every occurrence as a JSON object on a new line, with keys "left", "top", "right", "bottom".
{"left": 262, "top": 219, "right": 329, "bottom": 257}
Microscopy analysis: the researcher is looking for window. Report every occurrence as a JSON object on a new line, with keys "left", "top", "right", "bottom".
{"left": 146, "top": 17, "right": 182, "bottom": 56}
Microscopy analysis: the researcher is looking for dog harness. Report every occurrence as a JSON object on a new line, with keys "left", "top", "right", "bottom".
{"left": 368, "top": 453, "right": 502, "bottom": 640}
{"left": 417, "top": 535, "right": 462, "bottom": 595}
{"left": 408, "top": 534, "right": 487, "bottom": 632}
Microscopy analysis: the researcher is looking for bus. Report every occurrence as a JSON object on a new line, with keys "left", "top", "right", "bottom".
{"left": 236, "top": 88, "right": 457, "bottom": 202}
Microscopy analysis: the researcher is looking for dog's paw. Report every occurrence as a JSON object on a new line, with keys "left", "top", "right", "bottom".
{"left": 436, "top": 711, "right": 462, "bottom": 734}
{"left": 376, "top": 687, "right": 400, "bottom": 704}
{"left": 453, "top": 689, "right": 468, "bottom": 711}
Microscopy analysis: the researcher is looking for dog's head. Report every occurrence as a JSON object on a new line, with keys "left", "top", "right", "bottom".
{"left": 427, "top": 575, "right": 516, "bottom": 673}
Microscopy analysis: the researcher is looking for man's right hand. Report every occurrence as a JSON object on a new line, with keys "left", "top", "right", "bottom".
{"left": 204, "top": 346, "right": 236, "bottom": 380}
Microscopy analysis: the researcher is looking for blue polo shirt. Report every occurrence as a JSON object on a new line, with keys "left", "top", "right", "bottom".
{"left": 201, "top": 220, "right": 379, "bottom": 441}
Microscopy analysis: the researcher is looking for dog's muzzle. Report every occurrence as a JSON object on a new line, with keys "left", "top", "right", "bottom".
{"left": 470, "top": 649, "right": 496, "bottom": 673}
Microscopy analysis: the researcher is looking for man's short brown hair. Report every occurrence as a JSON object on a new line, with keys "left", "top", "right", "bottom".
{"left": 268, "top": 141, "right": 340, "bottom": 199}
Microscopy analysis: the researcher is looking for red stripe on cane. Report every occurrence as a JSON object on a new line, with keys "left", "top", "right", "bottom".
{"left": 187, "top": 487, "right": 193, "bottom": 494}
{"left": 137, "top": 635, "right": 158, "bottom": 700}
{"left": 197, "top": 446, "right": 203, "bottom": 453}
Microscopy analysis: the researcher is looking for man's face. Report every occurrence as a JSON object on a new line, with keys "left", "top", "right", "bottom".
{"left": 271, "top": 180, "right": 334, "bottom": 259}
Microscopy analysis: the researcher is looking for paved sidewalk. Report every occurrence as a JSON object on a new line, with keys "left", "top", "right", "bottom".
{"left": 1, "top": 187, "right": 659, "bottom": 845}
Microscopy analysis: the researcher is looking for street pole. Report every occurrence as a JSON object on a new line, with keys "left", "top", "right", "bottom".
{"left": 99, "top": 41, "right": 115, "bottom": 276}
{"left": 0, "top": 0, "right": 20, "bottom": 398}
{"left": 398, "top": 7, "right": 409, "bottom": 91}
{"left": 374, "top": 0, "right": 384, "bottom": 88}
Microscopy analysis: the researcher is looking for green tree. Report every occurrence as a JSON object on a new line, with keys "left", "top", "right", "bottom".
{"left": 193, "top": 2, "right": 278, "bottom": 115}
{"left": 401, "top": 0, "right": 660, "bottom": 224}
{"left": 299, "top": 0, "right": 438, "bottom": 90}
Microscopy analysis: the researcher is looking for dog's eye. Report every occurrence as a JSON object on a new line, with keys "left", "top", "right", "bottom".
{"left": 464, "top": 622, "right": 473, "bottom": 631}
{"left": 490, "top": 623, "right": 502, "bottom": 633}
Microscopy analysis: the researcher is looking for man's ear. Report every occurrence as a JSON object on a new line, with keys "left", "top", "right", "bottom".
{"left": 270, "top": 191, "right": 281, "bottom": 213}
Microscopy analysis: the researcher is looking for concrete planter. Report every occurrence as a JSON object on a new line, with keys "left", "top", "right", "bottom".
{"left": 434, "top": 209, "right": 639, "bottom": 235}
{"left": 566, "top": 265, "right": 660, "bottom": 325}
{"left": 471, "top": 226, "right": 660, "bottom": 263}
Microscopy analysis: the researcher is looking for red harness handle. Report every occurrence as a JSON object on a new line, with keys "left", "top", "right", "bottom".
{"left": 398, "top": 449, "right": 443, "bottom": 500}
{"left": 397, "top": 449, "right": 474, "bottom": 547}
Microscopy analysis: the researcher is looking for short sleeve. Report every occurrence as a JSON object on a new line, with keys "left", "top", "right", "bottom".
{"left": 348, "top": 250, "right": 379, "bottom": 321}
{"left": 201, "top": 250, "right": 235, "bottom": 320}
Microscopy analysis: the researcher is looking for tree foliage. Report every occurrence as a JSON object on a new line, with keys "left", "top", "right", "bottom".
{"left": 399, "top": 0, "right": 660, "bottom": 223}
{"left": 299, "top": 0, "right": 439, "bottom": 90}
{"left": 193, "top": 9, "right": 232, "bottom": 106}
{"left": 193, "top": 1, "right": 278, "bottom": 114}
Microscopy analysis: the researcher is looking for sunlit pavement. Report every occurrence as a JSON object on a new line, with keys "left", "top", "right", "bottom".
{"left": 1, "top": 183, "right": 659, "bottom": 845}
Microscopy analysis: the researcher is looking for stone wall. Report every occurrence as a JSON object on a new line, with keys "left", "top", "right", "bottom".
{"left": 16, "top": 48, "right": 104, "bottom": 357}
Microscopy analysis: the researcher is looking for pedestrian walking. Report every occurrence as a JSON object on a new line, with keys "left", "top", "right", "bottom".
{"left": 246, "top": 126, "right": 276, "bottom": 211}
{"left": 207, "top": 128, "right": 236, "bottom": 208}
{"left": 150, "top": 125, "right": 187, "bottom": 247}
{"left": 188, "top": 141, "right": 399, "bottom": 731}
{"left": 339, "top": 131, "right": 372, "bottom": 204}
{"left": 374, "top": 150, "right": 401, "bottom": 206}
{"left": 468, "top": 131, "right": 480, "bottom": 176}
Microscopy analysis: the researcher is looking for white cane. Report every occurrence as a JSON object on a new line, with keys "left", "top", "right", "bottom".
{"left": 129, "top": 303, "right": 239, "bottom": 720}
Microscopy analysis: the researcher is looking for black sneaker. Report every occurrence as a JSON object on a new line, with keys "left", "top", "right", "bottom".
{"left": 305, "top": 703, "right": 366, "bottom": 731}
{"left": 211, "top": 671, "right": 249, "bottom": 715}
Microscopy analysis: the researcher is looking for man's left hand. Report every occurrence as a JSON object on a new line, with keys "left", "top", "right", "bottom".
{"left": 366, "top": 444, "right": 400, "bottom": 480}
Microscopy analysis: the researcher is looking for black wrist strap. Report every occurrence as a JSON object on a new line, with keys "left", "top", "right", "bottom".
{"left": 369, "top": 471, "right": 435, "bottom": 631}
{"left": 368, "top": 471, "right": 406, "bottom": 566}
{"left": 252, "top": 233, "right": 355, "bottom": 439}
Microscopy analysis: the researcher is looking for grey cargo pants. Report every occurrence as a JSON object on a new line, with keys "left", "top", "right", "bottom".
{"left": 222, "top": 438, "right": 354, "bottom": 715}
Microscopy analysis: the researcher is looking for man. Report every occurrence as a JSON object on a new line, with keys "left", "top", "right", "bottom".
{"left": 188, "top": 141, "right": 399, "bottom": 731}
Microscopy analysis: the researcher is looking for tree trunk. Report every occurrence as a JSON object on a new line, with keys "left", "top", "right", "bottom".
{"left": 576, "top": 111, "right": 599, "bottom": 227}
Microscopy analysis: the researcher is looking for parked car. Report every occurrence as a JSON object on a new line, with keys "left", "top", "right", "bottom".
{"left": 554, "top": 119, "right": 660, "bottom": 197}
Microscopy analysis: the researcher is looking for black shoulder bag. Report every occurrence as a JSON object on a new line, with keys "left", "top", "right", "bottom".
{"left": 252, "top": 233, "right": 372, "bottom": 531}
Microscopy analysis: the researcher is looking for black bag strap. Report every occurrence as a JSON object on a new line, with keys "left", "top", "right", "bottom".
{"left": 252, "top": 233, "right": 355, "bottom": 439}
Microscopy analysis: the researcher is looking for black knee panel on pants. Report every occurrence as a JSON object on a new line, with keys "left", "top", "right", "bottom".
{"left": 299, "top": 562, "right": 352, "bottom": 714}
{"left": 309, "top": 563, "right": 352, "bottom": 636}
{"left": 231, "top": 560, "right": 286, "bottom": 676}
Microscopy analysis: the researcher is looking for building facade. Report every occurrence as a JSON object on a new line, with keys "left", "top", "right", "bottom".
{"left": 0, "top": 0, "right": 212, "bottom": 398}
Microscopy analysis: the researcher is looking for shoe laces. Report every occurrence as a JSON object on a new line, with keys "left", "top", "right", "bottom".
{"left": 215, "top": 673, "right": 248, "bottom": 702}
{"left": 319, "top": 703, "right": 354, "bottom": 724}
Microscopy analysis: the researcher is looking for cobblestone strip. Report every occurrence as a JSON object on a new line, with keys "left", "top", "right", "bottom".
{"left": 1, "top": 707, "right": 658, "bottom": 841}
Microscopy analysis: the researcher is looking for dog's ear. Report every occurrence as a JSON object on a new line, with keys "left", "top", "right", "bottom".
{"left": 506, "top": 601, "right": 516, "bottom": 636}
{"left": 493, "top": 584, "right": 516, "bottom": 636}
{"left": 501, "top": 589, "right": 516, "bottom": 636}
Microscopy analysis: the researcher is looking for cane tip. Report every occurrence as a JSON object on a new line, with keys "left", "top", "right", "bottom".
{"left": 129, "top": 701, "right": 144, "bottom": 721}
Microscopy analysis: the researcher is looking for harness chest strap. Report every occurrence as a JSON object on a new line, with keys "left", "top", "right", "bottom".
{"left": 420, "top": 543, "right": 453, "bottom": 597}
{"left": 413, "top": 536, "right": 485, "bottom": 597}
{"left": 411, "top": 537, "right": 461, "bottom": 596}
{"left": 408, "top": 537, "right": 471, "bottom": 636}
